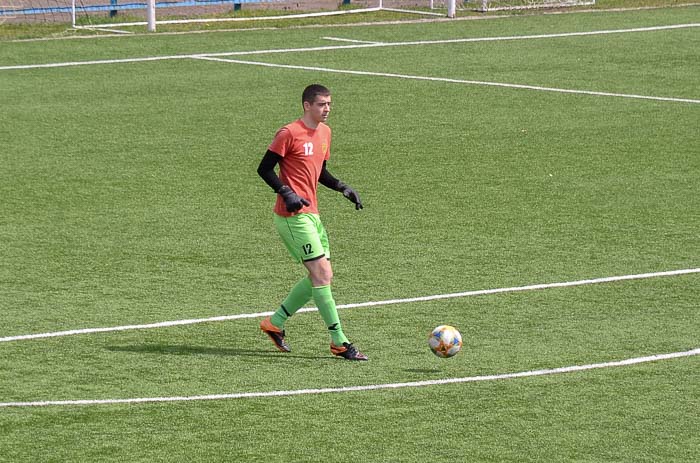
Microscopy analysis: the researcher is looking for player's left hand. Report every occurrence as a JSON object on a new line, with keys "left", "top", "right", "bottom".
{"left": 342, "top": 186, "right": 363, "bottom": 210}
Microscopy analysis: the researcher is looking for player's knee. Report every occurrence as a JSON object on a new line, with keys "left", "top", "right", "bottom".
{"left": 310, "top": 265, "right": 332, "bottom": 286}
{"left": 312, "top": 271, "right": 332, "bottom": 286}
{"left": 323, "top": 262, "right": 334, "bottom": 284}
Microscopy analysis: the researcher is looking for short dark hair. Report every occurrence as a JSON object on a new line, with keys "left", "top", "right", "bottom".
{"left": 302, "top": 84, "right": 331, "bottom": 105}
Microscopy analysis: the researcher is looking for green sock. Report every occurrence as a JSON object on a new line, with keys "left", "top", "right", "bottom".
{"left": 312, "top": 285, "right": 349, "bottom": 346}
{"left": 271, "top": 277, "right": 312, "bottom": 329}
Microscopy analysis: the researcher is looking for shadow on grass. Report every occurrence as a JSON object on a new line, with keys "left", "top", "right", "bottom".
{"left": 106, "top": 344, "right": 332, "bottom": 360}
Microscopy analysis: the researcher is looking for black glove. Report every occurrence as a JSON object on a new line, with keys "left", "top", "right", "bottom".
{"left": 341, "top": 185, "right": 363, "bottom": 210}
{"left": 278, "top": 185, "right": 310, "bottom": 213}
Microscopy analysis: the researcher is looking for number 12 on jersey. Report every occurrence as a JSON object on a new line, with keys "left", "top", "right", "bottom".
{"left": 303, "top": 142, "right": 314, "bottom": 156}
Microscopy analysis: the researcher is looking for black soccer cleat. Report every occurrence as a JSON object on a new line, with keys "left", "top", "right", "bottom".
{"left": 330, "top": 342, "right": 368, "bottom": 361}
{"left": 260, "top": 317, "right": 291, "bottom": 352}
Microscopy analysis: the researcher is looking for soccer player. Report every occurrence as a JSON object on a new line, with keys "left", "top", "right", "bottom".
{"left": 257, "top": 84, "right": 368, "bottom": 361}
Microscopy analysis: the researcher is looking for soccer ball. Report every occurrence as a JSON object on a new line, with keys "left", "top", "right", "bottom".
{"left": 428, "top": 325, "right": 462, "bottom": 358}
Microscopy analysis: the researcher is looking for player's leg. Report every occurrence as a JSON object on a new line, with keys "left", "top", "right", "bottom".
{"left": 303, "top": 218, "right": 367, "bottom": 361}
{"left": 260, "top": 275, "right": 312, "bottom": 352}
{"left": 270, "top": 213, "right": 322, "bottom": 326}
{"left": 260, "top": 215, "right": 316, "bottom": 352}
{"left": 269, "top": 277, "right": 312, "bottom": 329}
{"left": 303, "top": 256, "right": 348, "bottom": 345}
{"left": 264, "top": 213, "right": 366, "bottom": 360}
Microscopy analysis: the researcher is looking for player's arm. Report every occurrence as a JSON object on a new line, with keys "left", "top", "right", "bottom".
{"left": 257, "top": 149, "right": 309, "bottom": 212}
{"left": 318, "top": 161, "right": 363, "bottom": 210}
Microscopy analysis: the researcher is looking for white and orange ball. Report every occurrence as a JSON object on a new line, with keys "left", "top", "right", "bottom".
{"left": 428, "top": 325, "right": 462, "bottom": 358}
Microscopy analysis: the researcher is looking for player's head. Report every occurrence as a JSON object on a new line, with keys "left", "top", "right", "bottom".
{"left": 302, "top": 84, "right": 332, "bottom": 126}
{"left": 302, "top": 84, "right": 330, "bottom": 106}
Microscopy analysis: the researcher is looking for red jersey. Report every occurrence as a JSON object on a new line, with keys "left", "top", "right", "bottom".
{"left": 268, "top": 119, "right": 331, "bottom": 217}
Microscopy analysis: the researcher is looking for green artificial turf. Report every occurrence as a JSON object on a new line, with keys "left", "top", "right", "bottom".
{"left": 1, "top": 5, "right": 698, "bottom": 462}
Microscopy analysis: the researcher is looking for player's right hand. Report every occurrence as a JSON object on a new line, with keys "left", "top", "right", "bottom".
{"left": 278, "top": 185, "right": 310, "bottom": 213}
{"left": 341, "top": 186, "right": 363, "bottom": 210}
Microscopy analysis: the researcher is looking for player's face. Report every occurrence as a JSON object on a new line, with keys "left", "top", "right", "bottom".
{"left": 305, "top": 95, "right": 332, "bottom": 124}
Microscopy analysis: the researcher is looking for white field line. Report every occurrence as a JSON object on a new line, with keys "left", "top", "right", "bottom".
{"left": 1, "top": 23, "right": 699, "bottom": 71}
{"left": 1, "top": 268, "right": 698, "bottom": 343}
{"left": 159, "top": 6, "right": 382, "bottom": 25}
{"left": 76, "top": 27, "right": 134, "bottom": 35}
{"left": 321, "top": 36, "right": 385, "bottom": 44}
{"left": 380, "top": 7, "right": 446, "bottom": 16}
{"left": 193, "top": 56, "right": 700, "bottom": 104}
{"left": 1, "top": 348, "right": 698, "bottom": 408}
{"left": 0, "top": 54, "right": 191, "bottom": 71}
{"left": 320, "top": 22, "right": 700, "bottom": 45}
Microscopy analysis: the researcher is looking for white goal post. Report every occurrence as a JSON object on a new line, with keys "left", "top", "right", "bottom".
{"left": 69, "top": 0, "right": 459, "bottom": 32}
{"left": 58, "top": 0, "right": 595, "bottom": 32}
{"left": 4, "top": 0, "right": 596, "bottom": 28}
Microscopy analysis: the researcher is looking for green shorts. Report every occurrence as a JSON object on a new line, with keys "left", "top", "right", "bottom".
{"left": 274, "top": 213, "right": 330, "bottom": 263}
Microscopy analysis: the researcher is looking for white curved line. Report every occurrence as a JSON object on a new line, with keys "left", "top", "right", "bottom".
{"left": 1, "top": 268, "right": 698, "bottom": 343}
{"left": 1, "top": 348, "right": 697, "bottom": 407}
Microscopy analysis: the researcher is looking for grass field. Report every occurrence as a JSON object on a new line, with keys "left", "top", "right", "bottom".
{"left": 1, "top": 5, "right": 699, "bottom": 462}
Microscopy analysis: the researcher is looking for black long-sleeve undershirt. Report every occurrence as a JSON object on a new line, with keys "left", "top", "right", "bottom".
{"left": 257, "top": 149, "right": 345, "bottom": 193}
{"left": 257, "top": 150, "right": 285, "bottom": 193}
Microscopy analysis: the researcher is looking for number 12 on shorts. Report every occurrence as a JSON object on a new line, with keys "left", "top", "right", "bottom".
{"left": 302, "top": 243, "right": 313, "bottom": 255}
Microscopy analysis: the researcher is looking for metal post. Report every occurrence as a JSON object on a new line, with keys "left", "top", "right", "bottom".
{"left": 447, "top": 0, "right": 456, "bottom": 17}
{"left": 147, "top": 0, "right": 156, "bottom": 32}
